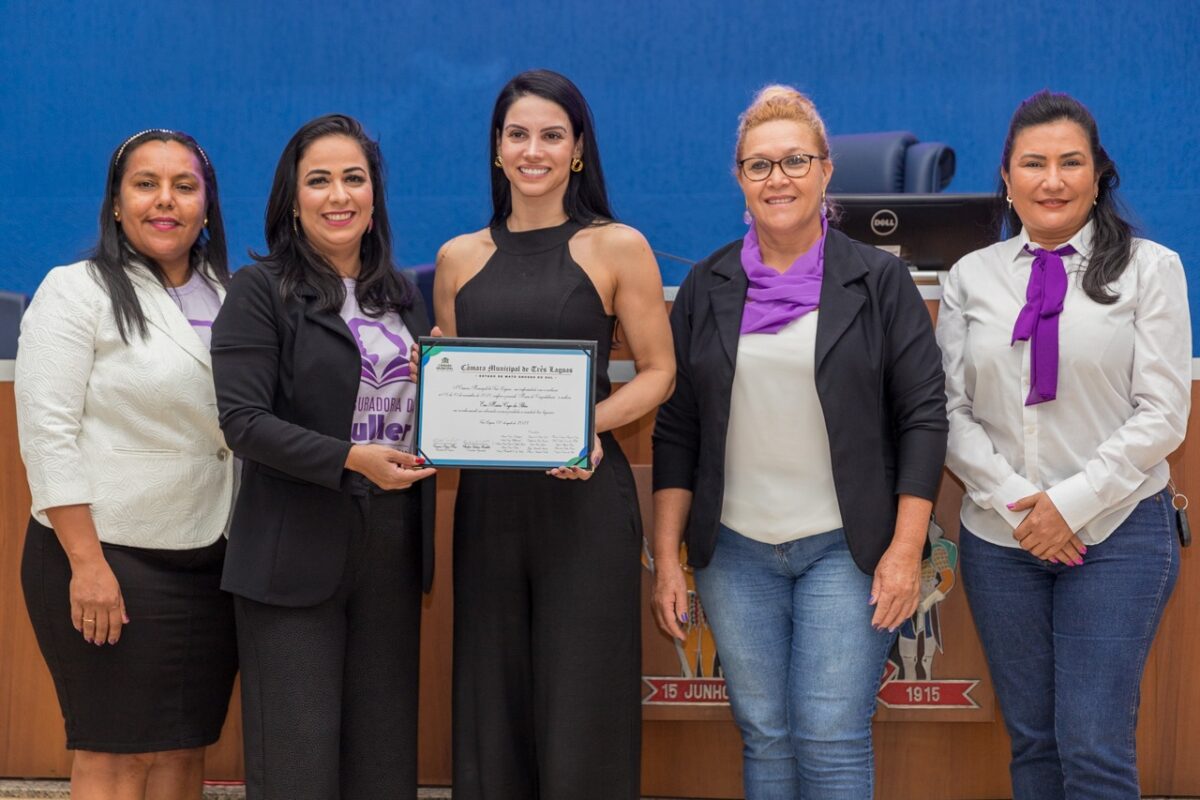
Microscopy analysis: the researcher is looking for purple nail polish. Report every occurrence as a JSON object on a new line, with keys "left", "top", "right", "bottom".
{"left": 1006, "top": 502, "right": 1016, "bottom": 510}
{"left": 680, "top": 612, "right": 689, "bottom": 623}
{"left": 868, "top": 594, "right": 877, "bottom": 604}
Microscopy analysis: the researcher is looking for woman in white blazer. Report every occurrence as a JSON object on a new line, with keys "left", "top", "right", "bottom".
{"left": 16, "top": 129, "right": 238, "bottom": 800}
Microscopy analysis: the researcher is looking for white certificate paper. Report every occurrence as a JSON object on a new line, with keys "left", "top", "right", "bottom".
{"left": 415, "top": 338, "right": 596, "bottom": 469}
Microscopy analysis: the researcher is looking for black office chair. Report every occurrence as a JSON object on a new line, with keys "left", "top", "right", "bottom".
{"left": 0, "top": 291, "right": 27, "bottom": 360}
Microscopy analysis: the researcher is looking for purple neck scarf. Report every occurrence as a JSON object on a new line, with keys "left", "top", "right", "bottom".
{"left": 739, "top": 217, "right": 827, "bottom": 335}
{"left": 1012, "top": 243, "right": 1076, "bottom": 405}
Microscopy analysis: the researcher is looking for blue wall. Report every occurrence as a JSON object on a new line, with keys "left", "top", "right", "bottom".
{"left": 3, "top": 0, "right": 1197, "bottom": 340}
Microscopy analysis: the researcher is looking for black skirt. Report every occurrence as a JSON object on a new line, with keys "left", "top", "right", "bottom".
{"left": 21, "top": 519, "right": 238, "bottom": 753}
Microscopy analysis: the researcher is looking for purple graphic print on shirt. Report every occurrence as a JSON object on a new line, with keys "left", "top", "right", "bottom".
{"left": 339, "top": 280, "right": 418, "bottom": 451}
{"left": 347, "top": 318, "right": 412, "bottom": 388}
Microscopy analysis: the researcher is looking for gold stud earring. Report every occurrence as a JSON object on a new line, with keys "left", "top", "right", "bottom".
{"left": 494, "top": 155, "right": 503, "bottom": 168}
{"left": 114, "top": 209, "right": 120, "bottom": 222}
{"left": 570, "top": 157, "right": 584, "bottom": 173}
{"left": 203, "top": 216, "right": 208, "bottom": 227}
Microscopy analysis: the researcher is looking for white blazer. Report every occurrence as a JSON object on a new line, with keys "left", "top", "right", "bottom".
{"left": 16, "top": 260, "right": 234, "bottom": 549}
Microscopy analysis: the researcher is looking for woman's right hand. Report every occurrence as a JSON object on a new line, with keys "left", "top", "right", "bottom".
{"left": 407, "top": 325, "right": 443, "bottom": 384}
{"left": 346, "top": 444, "right": 436, "bottom": 490}
{"left": 651, "top": 559, "right": 690, "bottom": 641}
{"left": 69, "top": 555, "right": 127, "bottom": 646}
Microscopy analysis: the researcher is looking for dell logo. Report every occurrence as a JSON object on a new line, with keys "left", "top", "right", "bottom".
{"left": 870, "top": 209, "right": 899, "bottom": 237}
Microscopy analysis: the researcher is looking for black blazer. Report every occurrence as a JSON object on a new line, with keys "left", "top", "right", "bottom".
{"left": 652, "top": 228, "right": 947, "bottom": 574}
{"left": 211, "top": 263, "right": 436, "bottom": 606}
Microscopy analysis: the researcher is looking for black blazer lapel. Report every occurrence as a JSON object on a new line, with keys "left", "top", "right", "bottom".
{"left": 298, "top": 284, "right": 357, "bottom": 348}
{"left": 708, "top": 248, "right": 748, "bottom": 367}
{"left": 816, "top": 230, "right": 868, "bottom": 369}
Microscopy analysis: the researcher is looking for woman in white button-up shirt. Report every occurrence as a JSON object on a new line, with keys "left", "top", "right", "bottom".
{"left": 937, "top": 91, "right": 1190, "bottom": 800}
{"left": 16, "top": 129, "right": 237, "bottom": 800}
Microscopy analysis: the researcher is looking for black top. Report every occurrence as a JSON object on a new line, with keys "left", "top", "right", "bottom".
{"left": 652, "top": 227, "right": 948, "bottom": 574}
{"left": 211, "top": 263, "right": 437, "bottom": 604}
{"left": 456, "top": 219, "right": 615, "bottom": 403}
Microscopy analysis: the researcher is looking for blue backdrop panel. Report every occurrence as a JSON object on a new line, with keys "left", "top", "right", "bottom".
{"left": 2, "top": 0, "right": 1197, "bottom": 348}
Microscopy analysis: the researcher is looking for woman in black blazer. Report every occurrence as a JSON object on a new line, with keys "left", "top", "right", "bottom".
{"left": 650, "top": 87, "right": 947, "bottom": 798}
{"left": 211, "top": 114, "right": 435, "bottom": 800}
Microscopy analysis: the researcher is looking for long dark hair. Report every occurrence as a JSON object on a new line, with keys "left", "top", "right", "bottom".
{"left": 91, "top": 129, "right": 229, "bottom": 342}
{"left": 489, "top": 69, "right": 614, "bottom": 227}
{"left": 998, "top": 90, "right": 1133, "bottom": 304}
{"left": 253, "top": 113, "right": 414, "bottom": 315}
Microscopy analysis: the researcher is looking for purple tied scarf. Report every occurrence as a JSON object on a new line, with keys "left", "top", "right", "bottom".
{"left": 1012, "top": 244, "right": 1076, "bottom": 405}
{"left": 739, "top": 216, "right": 827, "bottom": 335}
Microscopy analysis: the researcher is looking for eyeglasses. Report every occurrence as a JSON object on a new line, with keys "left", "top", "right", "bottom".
{"left": 737, "top": 152, "right": 827, "bottom": 181}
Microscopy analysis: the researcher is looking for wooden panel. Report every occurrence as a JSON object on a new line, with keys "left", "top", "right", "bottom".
{"left": 0, "top": 386, "right": 71, "bottom": 778}
{"left": 4, "top": 368, "right": 1200, "bottom": 797}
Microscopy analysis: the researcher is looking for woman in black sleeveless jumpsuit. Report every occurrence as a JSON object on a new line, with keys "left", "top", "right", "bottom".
{"left": 435, "top": 71, "right": 675, "bottom": 800}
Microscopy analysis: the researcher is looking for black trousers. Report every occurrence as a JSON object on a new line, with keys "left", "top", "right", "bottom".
{"left": 235, "top": 489, "right": 422, "bottom": 800}
{"left": 452, "top": 450, "right": 643, "bottom": 800}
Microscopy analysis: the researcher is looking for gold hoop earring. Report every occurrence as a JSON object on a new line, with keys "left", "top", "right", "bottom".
{"left": 292, "top": 208, "right": 300, "bottom": 236}
{"left": 494, "top": 155, "right": 503, "bottom": 168}
{"left": 570, "top": 157, "right": 584, "bottom": 173}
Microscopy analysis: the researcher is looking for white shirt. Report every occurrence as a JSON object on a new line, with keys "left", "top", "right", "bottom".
{"left": 936, "top": 221, "right": 1191, "bottom": 547}
{"left": 721, "top": 312, "right": 843, "bottom": 543}
{"left": 338, "top": 278, "right": 418, "bottom": 452}
{"left": 15, "top": 261, "right": 234, "bottom": 549}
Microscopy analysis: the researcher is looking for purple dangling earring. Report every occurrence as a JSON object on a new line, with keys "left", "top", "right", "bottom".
{"left": 743, "top": 209, "right": 752, "bottom": 225}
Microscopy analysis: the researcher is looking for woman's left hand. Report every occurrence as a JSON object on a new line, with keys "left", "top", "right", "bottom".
{"left": 1009, "top": 492, "right": 1076, "bottom": 560}
{"left": 547, "top": 434, "right": 603, "bottom": 481}
{"left": 869, "top": 542, "right": 922, "bottom": 632}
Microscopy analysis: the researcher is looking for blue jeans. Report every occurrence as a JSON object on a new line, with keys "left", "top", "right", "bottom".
{"left": 693, "top": 525, "right": 895, "bottom": 800}
{"left": 961, "top": 490, "right": 1179, "bottom": 800}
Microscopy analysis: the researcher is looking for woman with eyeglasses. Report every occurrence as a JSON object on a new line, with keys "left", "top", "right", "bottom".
{"left": 937, "top": 91, "right": 1189, "bottom": 799}
{"left": 431, "top": 69, "right": 674, "bottom": 798}
{"left": 651, "top": 85, "right": 947, "bottom": 799}
{"left": 16, "top": 128, "right": 237, "bottom": 800}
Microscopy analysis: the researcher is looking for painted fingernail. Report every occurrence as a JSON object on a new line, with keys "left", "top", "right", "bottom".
{"left": 84, "top": 637, "right": 92, "bottom": 644}
{"left": 868, "top": 594, "right": 876, "bottom": 604}
{"left": 1006, "top": 502, "right": 1016, "bottom": 509}
{"left": 1049, "top": 557, "right": 1059, "bottom": 563}
{"left": 415, "top": 457, "right": 425, "bottom": 464}
{"left": 680, "top": 612, "right": 689, "bottom": 623}
{"left": 123, "top": 615, "right": 130, "bottom": 624}
{"left": 1074, "top": 558, "right": 1084, "bottom": 566}
{"left": 1080, "top": 546, "right": 1088, "bottom": 554}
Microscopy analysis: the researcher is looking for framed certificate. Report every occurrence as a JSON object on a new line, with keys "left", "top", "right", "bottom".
{"left": 415, "top": 337, "right": 597, "bottom": 469}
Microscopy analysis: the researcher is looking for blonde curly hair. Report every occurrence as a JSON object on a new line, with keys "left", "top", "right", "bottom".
{"left": 735, "top": 84, "right": 831, "bottom": 163}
